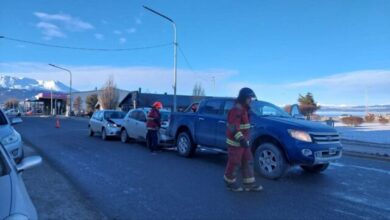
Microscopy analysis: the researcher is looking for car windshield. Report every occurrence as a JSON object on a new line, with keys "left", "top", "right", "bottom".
{"left": 0, "top": 111, "right": 8, "bottom": 125}
{"left": 251, "top": 101, "right": 291, "bottom": 118}
{"left": 104, "top": 111, "right": 126, "bottom": 119}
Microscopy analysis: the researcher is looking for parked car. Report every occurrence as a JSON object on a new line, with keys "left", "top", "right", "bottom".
{"left": 0, "top": 109, "right": 23, "bottom": 163}
{"left": 168, "top": 98, "right": 343, "bottom": 179}
{"left": 4, "top": 109, "right": 22, "bottom": 118}
{"left": 88, "top": 110, "right": 126, "bottom": 140}
{"left": 120, "top": 108, "right": 173, "bottom": 145}
{"left": 0, "top": 143, "right": 42, "bottom": 220}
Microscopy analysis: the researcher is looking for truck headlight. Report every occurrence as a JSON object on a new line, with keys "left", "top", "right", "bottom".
{"left": 288, "top": 130, "right": 312, "bottom": 142}
{"left": 1, "top": 130, "right": 21, "bottom": 145}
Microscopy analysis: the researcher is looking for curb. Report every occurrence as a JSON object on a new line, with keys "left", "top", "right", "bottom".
{"left": 341, "top": 139, "right": 390, "bottom": 148}
{"left": 343, "top": 150, "right": 390, "bottom": 161}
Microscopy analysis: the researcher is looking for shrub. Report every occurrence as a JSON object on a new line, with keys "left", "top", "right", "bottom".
{"left": 364, "top": 113, "right": 375, "bottom": 123}
{"left": 341, "top": 116, "right": 364, "bottom": 127}
{"left": 378, "top": 116, "right": 389, "bottom": 125}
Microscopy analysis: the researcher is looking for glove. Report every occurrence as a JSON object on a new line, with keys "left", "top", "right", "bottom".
{"left": 239, "top": 138, "right": 249, "bottom": 148}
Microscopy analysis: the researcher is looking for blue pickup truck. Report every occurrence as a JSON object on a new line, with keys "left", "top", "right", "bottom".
{"left": 168, "top": 98, "right": 342, "bottom": 179}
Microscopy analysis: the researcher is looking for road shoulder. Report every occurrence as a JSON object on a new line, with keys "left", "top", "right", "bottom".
{"left": 22, "top": 144, "right": 107, "bottom": 220}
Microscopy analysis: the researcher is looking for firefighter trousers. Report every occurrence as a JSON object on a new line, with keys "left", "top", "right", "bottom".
{"left": 224, "top": 146, "right": 255, "bottom": 184}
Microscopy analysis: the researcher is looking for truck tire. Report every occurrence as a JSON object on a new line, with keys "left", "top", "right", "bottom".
{"left": 176, "top": 132, "right": 196, "bottom": 157}
{"left": 254, "top": 143, "right": 288, "bottom": 179}
{"left": 300, "top": 163, "right": 329, "bottom": 173}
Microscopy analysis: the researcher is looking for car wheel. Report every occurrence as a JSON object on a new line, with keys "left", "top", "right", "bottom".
{"left": 102, "top": 128, "right": 107, "bottom": 141}
{"left": 254, "top": 143, "right": 288, "bottom": 179}
{"left": 300, "top": 163, "right": 329, "bottom": 173}
{"left": 176, "top": 132, "right": 196, "bottom": 157}
{"left": 121, "top": 129, "right": 129, "bottom": 143}
{"left": 88, "top": 126, "right": 94, "bottom": 136}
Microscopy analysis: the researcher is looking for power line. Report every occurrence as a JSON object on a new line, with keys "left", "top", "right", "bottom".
{"left": 178, "top": 45, "right": 215, "bottom": 85}
{"left": 0, "top": 35, "right": 173, "bottom": 52}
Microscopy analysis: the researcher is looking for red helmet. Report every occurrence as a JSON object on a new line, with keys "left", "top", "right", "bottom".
{"left": 153, "top": 101, "right": 163, "bottom": 109}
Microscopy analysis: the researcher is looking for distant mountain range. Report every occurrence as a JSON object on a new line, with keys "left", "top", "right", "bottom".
{"left": 320, "top": 105, "right": 390, "bottom": 113}
{"left": 0, "top": 75, "right": 72, "bottom": 92}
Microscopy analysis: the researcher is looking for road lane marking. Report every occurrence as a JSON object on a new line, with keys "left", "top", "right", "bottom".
{"left": 331, "top": 163, "right": 390, "bottom": 175}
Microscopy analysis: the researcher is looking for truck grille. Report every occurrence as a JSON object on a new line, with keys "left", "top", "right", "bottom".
{"left": 310, "top": 132, "right": 340, "bottom": 144}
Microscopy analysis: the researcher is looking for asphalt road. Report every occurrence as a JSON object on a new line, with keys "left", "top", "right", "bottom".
{"left": 15, "top": 117, "right": 390, "bottom": 220}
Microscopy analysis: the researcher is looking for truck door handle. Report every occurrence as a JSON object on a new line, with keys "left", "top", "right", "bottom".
{"left": 199, "top": 117, "right": 205, "bottom": 121}
{"left": 218, "top": 120, "right": 226, "bottom": 124}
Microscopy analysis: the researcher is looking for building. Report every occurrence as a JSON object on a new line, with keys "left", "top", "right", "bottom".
{"left": 118, "top": 89, "right": 210, "bottom": 112}
{"left": 24, "top": 92, "right": 68, "bottom": 115}
{"left": 71, "top": 88, "right": 129, "bottom": 112}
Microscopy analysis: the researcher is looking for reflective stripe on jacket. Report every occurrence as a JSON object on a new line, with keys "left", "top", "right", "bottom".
{"left": 226, "top": 102, "right": 251, "bottom": 147}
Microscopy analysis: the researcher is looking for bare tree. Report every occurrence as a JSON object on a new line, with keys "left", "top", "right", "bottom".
{"left": 4, "top": 99, "right": 19, "bottom": 109}
{"left": 73, "top": 96, "right": 82, "bottom": 115}
{"left": 86, "top": 94, "right": 98, "bottom": 113}
{"left": 192, "top": 83, "right": 206, "bottom": 102}
{"left": 99, "top": 76, "right": 119, "bottom": 110}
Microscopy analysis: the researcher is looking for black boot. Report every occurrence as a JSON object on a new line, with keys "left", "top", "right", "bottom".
{"left": 225, "top": 181, "right": 243, "bottom": 192}
{"left": 243, "top": 183, "right": 263, "bottom": 192}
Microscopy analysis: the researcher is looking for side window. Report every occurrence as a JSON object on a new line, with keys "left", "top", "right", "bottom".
{"left": 0, "top": 111, "right": 8, "bottom": 125}
{"left": 203, "top": 100, "right": 223, "bottom": 115}
{"left": 223, "top": 101, "right": 234, "bottom": 115}
{"left": 137, "top": 111, "right": 147, "bottom": 122}
{"left": 130, "top": 111, "right": 138, "bottom": 120}
{"left": 262, "top": 106, "right": 278, "bottom": 116}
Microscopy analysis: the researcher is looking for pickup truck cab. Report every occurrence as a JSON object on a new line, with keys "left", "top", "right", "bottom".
{"left": 168, "top": 98, "right": 342, "bottom": 179}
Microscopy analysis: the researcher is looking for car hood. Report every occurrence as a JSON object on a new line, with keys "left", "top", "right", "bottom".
{"left": 258, "top": 116, "right": 337, "bottom": 133}
{"left": 108, "top": 119, "right": 124, "bottom": 126}
{"left": 0, "top": 175, "right": 11, "bottom": 219}
{"left": 0, "top": 125, "right": 13, "bottom": 139}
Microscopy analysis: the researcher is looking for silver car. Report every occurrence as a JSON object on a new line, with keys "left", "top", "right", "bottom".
{"left": 0, "top": 109, "right": 23, "bottom": 163}
{"left": 0, "top": 143, "right": 42, "bottom": 220}
{"left": 120, "top": 108, "right": 173, "bottom": 145}
{"left": 88, "top": 110, "right": 126, "bottom": 140}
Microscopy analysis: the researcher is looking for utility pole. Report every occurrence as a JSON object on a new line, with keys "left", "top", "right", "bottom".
{"left": 48, "top": 64, "right": 72, "bottom": 116}
{"left": 143, "top": 5, "right": 178, "bottom": 112}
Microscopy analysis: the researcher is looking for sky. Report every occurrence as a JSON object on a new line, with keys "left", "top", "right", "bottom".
{"left": 0, "top": 0, "right": 389, "bottom": 106}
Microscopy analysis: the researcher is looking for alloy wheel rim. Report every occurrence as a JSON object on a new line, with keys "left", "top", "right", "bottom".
{"left": 178, "top": 136, "right": 189, "bottom": 153}
{"left": 259, "top": 150, "right": 277, "bottom": 173}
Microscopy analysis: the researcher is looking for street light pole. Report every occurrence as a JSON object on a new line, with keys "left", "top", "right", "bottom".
{"left": 143, "top": 5, "right": 178, "bottom": 112}
{"left": 48, "top": 64, "right": 72, "bottom": 116}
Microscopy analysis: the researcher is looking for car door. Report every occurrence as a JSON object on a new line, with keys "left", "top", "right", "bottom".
{"left": 137, "top": 111, "right": 148, "bottom": 140}
{"left": 90, "top": 111, "right": 99, "bottom": 132}
{"left": 195, "top": 100, "right": 223, "bottom": 147}
{"left": 126, "top": 110, "right": 138, "bottom": 139}
{"left": 215, "top": 100, "right": 234, "bottom": 149}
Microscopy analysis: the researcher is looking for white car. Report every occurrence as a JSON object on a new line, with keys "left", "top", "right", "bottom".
{"left": 0, "top": 109, "right": 23, "bottom": 163}
{"left": 88, "top": 110, "right": 126, "bottom": 140}
{"left": 5, "top": 109, "right": 22, "bottom": 118}
{"left": 0, "top": 143, "right": 42, "bottom": 220}
{"left": 120, "top": 108, "right": 173, "bottom": 145}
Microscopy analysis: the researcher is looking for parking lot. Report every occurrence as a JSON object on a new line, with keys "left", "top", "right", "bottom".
{"left": 15, "top": 117, "right": 390, "bottom": 220}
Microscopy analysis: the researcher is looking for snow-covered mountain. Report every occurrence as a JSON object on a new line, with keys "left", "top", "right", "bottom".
{"left": 0, "top": 75, "right": 72, "bottom": 92}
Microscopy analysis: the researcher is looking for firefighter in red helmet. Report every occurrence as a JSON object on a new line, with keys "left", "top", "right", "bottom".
{"left": 224, "top": 88, "right": 263, "bottom": 192}
{"left": 146, "top": 101, "right": 163, "bottom": 153}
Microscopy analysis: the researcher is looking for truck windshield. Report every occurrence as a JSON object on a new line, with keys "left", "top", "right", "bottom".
{"left": 251, "top": 101, "right": 291, "bottom": 118}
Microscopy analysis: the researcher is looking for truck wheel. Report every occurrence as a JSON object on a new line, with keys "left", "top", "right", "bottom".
{"left": 300, "top": 163, "right": 329, "bottom": 173}
{"left": 254, "top": 143, "right": 288, "bottom": 179}
{"left": 121, "top": 129, "right": 129, "bottom": 143}
{"left": 176, "top": 132, "right": 196, "bottom": 157}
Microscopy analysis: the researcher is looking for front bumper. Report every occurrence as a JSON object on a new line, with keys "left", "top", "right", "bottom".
{"left": 4, "top": 139, "right": 23, "bottom": 159}
{"left": 288, "top": 141, "right": 343, "bottom": 165}
{"left": 105, "top": 127, "right": 121, "bottom": 136}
